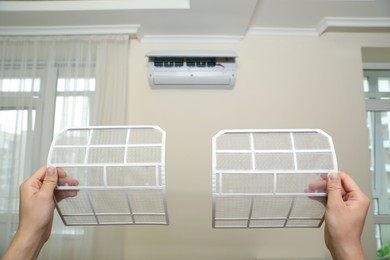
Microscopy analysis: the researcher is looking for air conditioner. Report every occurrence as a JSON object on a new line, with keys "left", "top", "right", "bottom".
{"left": 146, "top": 50, "right": 237, "bottom": 88}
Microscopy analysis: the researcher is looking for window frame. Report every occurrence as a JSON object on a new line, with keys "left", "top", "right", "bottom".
{"left": 0, "top": 66, "right": 57, "bottom": 169}
{"left": 0, "top": 63, "right": 96, "bottom": 236}
{"left": 364, "top": 65, "right": 390, "bottom": 248}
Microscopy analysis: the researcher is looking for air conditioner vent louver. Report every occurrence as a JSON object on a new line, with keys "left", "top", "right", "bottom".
{"left": 146, "top": 51, "right": 237, "bottom": 88}
{"left": 153, "top": 57, "right": 219, "bottom": 68}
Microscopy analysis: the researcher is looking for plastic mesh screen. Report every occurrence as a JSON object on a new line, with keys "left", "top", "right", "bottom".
{"left": 212, "top": 129, "right": 337, "bottom": 228}
{"left": 47, "top": 126, "right": 168, "bottom": 226}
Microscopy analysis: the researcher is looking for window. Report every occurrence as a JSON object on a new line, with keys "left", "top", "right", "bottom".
{"left": 0, "top": 109, "right": 36, "bottom": 213}
{"left": 0, "top": 35, "right": 128, "bottom": 258}
{"left": 54, "top": 75, "right": 95, "bottom": 134}
{"left": 364, "top": 69, "right": 390, "bottom": 249}
{"left": 0, "top": 74, "right": 43, "bottom": 213}
{"left": 0, "top": 64, "right": 95, "bottom": 236}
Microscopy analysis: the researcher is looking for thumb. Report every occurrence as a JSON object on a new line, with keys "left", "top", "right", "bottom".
{"left": 41, "top": 167, "right": 58, "bottom": 194}
{"left": 327, "top": 172, "right": 343, "bottom": 206}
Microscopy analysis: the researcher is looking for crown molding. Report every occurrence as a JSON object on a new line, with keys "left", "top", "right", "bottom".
{"left": 0, "top": 24, "right": 141, "bottom": 37}
{"left": 246, "top": 27, "right": 318, "bottom": 37}
{"left": 248, "top": 17, "right": 390, "bottom": 37}
{"left": 1, "top": 17, "right": 389, "bottom": 40}
{"left": 0, "top": 0, "right": 189, "bottom": 11}
{"left": 140, "top": 35, "right": 243, "bottom": 43}
{"left": 317, "top": 17, "right": 390, "bottom": 35}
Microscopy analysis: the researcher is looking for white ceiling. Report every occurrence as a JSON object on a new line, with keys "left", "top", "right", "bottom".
{"left": 0, "top": 0, "right": 389, "bottom": 40}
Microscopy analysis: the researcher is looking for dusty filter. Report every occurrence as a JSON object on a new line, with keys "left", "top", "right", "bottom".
{"left": 212, "top": 129, "right": 338, "bottom": 228}
{"left": 47, "top": 126, "right": 169, "bottom": 226}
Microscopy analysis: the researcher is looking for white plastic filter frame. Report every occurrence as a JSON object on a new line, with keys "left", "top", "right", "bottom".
{"left": 47, "top": 125, "right": 169, "bottom": 226}
{"left": 212, "top": 129, "right": 338, "bottom": 228}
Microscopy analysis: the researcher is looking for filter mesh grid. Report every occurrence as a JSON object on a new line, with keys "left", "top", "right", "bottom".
{"left": 47, "top": 126, "right": 168, "bottom": 226}
{"left": 212, "top": 129, "right": 337, "bottom": 228}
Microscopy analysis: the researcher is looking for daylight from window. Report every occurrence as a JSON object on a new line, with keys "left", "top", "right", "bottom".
{"left": 364, "top": 70, "right": 390, "bottom": 253}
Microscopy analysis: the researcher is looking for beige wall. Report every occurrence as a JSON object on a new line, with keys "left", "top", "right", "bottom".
{"left": 110, "top": 32, "right": 390, "bottom": 260}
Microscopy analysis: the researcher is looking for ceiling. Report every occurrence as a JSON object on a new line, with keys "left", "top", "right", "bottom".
{"left": 0, "top": 0, "right": 389, "bottom": 40}
{"left": 0, "top": 1, "right": 388, "bottom": 259}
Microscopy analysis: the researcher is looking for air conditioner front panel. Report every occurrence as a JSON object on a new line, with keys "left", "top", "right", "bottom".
{"left": 146, "top": 50, "right": 237, "bottom": 88}
{"left": 150, "top": 71, "right": 235, "bottom": 85}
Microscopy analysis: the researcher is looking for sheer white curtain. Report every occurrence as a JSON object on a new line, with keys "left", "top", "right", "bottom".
{"left": 0, "top": 35, "right": 129, "bottom": 259}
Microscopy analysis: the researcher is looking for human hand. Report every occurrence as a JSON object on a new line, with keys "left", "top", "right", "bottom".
{"left": 55, "top": 167, "right": 79, "bottom": 202}
{"left": 2, "top": 166, "right": 59, "bottom": 260}
{"left": 324, "top": 171, "right": 370, "bottom": 260}
{"left": 305, "top": 173, "right": 329, "bottom": 206}
{"left": 2, "top": 166, "right": 78, "bottom": 260}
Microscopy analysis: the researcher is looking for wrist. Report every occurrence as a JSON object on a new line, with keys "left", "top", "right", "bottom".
{"left": 3, "top": 228, "right": 46, "bottom": 260}
{"left": 328, "top": 241, "right": 365, "bottom": 260}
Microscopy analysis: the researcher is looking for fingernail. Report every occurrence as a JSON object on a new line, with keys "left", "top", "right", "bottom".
{"left": 47, "top": 167, "right": 56, "bottom": 176}
{"left": 328, "top": 172, "right": 339, "bottom": 183}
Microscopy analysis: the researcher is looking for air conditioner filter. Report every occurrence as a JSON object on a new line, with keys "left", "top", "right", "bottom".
{"left": 212, "top": 129, "right": 337, "bottom": 228}
{"left": 47, "top": 126, "right": 168, "bottom": 226}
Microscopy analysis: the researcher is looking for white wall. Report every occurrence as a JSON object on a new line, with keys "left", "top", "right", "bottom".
{"left": 111, "top": 32, "right": 390, "bottom": 260}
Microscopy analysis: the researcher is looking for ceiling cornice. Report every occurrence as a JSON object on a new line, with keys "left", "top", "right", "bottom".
{"left": 0, "top": 24, "right": 141, "bottom": 37}
{"left": 246, "top": 27, "right": 318, "bottom": 37}
{"left": 0, "top": 17, "right": 389, "bottom": 41}
{"left": 0, "top": 0, "right": 190, "bottom": 11}
{"left": 248, "top": 17, "right": 390, "bottom": 37}
{"left": 317, "top": 17, "right": 390, "bottom": 35}
{"left": 140, "top": 35, "right": 243, "bottom": 43}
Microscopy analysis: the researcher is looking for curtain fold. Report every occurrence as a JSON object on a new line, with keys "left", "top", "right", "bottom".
{"left": 94, "top": 36, "right": 129, "bottom": 125}
{"left": 0, "top": 35, "right": 129, "bottom": 259}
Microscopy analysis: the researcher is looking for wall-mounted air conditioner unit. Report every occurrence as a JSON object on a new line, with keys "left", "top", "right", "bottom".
{"left": 146, "top": 50, "right": 237, "bottom": 88}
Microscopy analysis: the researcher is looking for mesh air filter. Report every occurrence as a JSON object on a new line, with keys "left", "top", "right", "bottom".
{"left": 47, "top": 126, "right": 169, "bottom": 226}
{"left": 212, "top": 129, "right": 337, "bottom": 228}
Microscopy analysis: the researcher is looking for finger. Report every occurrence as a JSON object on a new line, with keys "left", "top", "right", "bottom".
{"left": 56, "top": 167, "right": 79, "bottom": 187}
{"left": 40, "top": 167, "right": 59, "bottom": 194}
{"left": 58, "top": 175, "right": 79, "bottom": 186}
{"left": 339, "top": 171, "right": 364, "bottom": 194}
{"left": 27, "top": 166, "right": 48, "bottom": 183}
{"left": 320, "top": 173, "right": 328, "bottom": 180}
{"left": 55, "top": 190, "right": 79, "bottom": 202}
{"left": 308, "top": 179, "right": 327, "bottom": 192}
{"left": 326, "top": 172, "right": 344, "bottom": 206}
{"left": 20, "top": 166, "right": 48, "bottom": 192}
{"left": 57, "top": 167, "right": 68, "bottom": 179}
